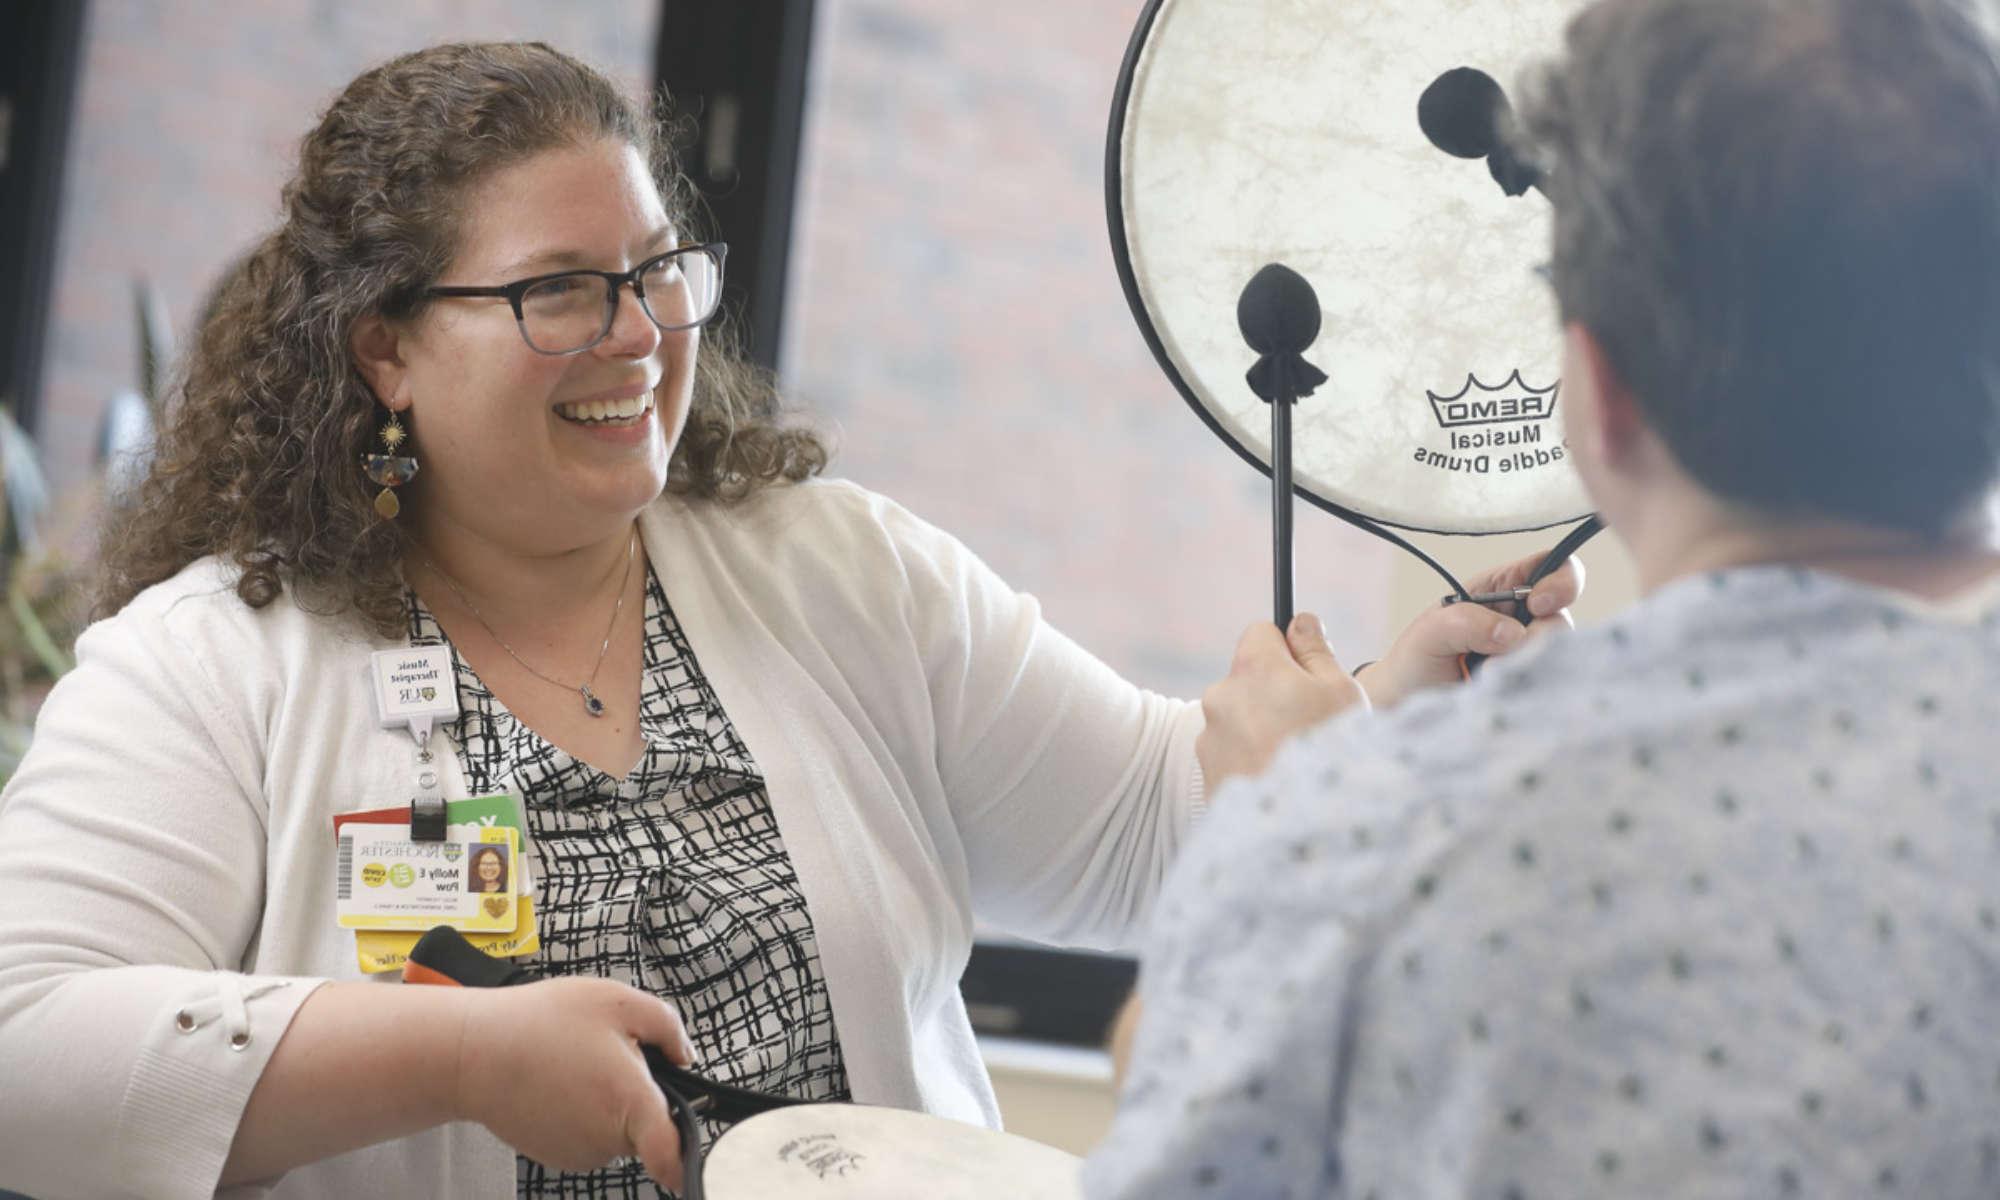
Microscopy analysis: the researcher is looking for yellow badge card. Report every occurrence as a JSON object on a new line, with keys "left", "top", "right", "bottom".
{"left": 353, "top": 897, "right": 543, "bottom": 975}
{"left": 333, "top": 793, "right": 543, "bottom": 972}
{"left": 337, "top": 825, "right": 519, "bottom": 933}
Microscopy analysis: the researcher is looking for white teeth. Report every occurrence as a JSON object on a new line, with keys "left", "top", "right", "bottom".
{"left": 558, "top": 392, "right": 653, "bottom": 423}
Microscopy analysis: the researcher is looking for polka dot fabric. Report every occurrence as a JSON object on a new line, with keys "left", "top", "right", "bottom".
{"left": 1087, "top": 566, "right": 2000, "bottom": 1199}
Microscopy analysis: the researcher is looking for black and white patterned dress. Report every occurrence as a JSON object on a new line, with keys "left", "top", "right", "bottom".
{"left": 408, "top": 567, "right": 852, "bottom": 1198}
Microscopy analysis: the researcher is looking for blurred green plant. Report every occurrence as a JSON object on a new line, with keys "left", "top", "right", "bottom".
{"left": 0, "top": 279, "right": 168, "bottom": 780}
{"left": 0, "top": 403, "right": 77, "bottom": 777}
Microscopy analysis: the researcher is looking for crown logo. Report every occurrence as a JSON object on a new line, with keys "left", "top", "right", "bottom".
{"left": 1428, "top": 370, "right": 1560, "bottom": 429}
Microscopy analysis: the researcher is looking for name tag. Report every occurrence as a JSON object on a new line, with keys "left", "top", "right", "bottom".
{"left": 337, "top": 825, "right": 520, "bottom": 932}
{"left": 371, "top": 646, "right": 459, "bottom": 743}
{"left": 333, "top": 793, "right": 541, "bottom": 973}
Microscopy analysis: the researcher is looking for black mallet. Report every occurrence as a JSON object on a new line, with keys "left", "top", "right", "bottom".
{"left": 1418, "top": 66, "right": 1548, "bottom": 199}
{"left": 1238, "top": 263, "right": 1329, "bottom": 629}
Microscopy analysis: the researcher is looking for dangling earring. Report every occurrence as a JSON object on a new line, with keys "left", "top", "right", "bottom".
{"left": 361, "top": 411, "right": 419, "bottom": 519}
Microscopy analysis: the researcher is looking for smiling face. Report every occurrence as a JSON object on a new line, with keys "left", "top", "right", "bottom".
{"left": 475, "top": 849, "right": 504, "bottom": 886}
{"left": 357, "top": 137, "right": 698, "bottom": 555}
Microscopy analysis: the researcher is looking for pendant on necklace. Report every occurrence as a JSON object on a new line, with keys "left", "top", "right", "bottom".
{"left": 580, "top": 685, "right": 606, "bottom": 717}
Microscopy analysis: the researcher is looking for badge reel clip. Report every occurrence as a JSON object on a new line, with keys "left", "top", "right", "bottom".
{"left": 370, "top": 647, "right": 460, "bottom": 842}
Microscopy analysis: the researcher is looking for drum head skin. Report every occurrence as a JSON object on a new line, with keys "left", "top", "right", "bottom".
{"left": 1109, "top": 0, "right": 1594, "bottom": 534}
{"left": 702, "top": 1103, "right": 1082, "bottom": 1200}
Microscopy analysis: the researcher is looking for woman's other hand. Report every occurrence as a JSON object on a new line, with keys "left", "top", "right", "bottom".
{"left": 1197, "top": 613, "right": 1367, "bottom": 789}
{"left": 457, "top": 977, "right": 698, "bottom": 1190}
{"left": 1358, "top": 551, "right": 1584, "bottom": 710}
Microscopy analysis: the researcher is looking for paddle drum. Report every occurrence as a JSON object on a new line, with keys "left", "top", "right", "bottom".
{"left": 1108, "top": 0, "right": 1592, "bottom": 536}
{"left": 706, "top": 5, "right": 1597, "bottom": 1189}
{"left": 701, "top": 1103, "right": 1081, "bottom": 1199}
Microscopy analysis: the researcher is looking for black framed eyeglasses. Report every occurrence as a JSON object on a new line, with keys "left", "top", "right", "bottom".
{"left": 426, "top": 242, "right": 728, "bottom": 356}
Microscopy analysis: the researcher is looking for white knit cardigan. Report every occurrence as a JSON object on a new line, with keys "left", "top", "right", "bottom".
{"left": 0, "top": 479, "right": 1203, "bottom": 1199}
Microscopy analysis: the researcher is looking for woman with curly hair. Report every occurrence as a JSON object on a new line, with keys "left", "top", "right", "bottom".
{"left": 468, "top": 845, "right": 509, "bottom": 896}
{"left": 0, "top": 40, "right": 1575, "bottom": 1200}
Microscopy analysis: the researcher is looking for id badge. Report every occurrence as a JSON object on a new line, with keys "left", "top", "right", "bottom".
{"left": 337, "top": 825, "right": 520, "bottom": 932}
{"left": 334, "top": 794, "right": 543, "bottom": 973}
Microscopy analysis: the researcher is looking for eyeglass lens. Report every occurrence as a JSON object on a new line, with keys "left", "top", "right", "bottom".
{"left": 518, "top": 249, "right": 722, "bottom": 354}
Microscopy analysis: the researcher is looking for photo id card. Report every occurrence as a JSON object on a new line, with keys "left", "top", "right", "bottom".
{"left": 332, "top": 793, "right": 542, "bottom": 973}
{"left": 337, "top": 825, "right": 519, "bottom": 933}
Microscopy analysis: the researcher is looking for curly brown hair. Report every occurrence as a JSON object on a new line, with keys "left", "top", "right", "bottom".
{"left": 96, "top": 41, "right": 827, "bottom": 635}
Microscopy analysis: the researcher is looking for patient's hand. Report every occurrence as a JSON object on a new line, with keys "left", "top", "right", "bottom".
{"left": 1197, "top": 613, "right": 1366, "bottom": 789}
{"left": 1358, "top": 550, "right": 1584, "bottom": 709}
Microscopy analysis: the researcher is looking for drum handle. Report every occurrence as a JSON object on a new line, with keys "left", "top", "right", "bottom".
{"left": 404, "top": 924, "right": 812, "bottom": 1199}
{"left": 1461, "top": 514, "right": 1605, "bottom": 672}
{"left": 645, "top": 1055, "right": 711, "bottom": 1200}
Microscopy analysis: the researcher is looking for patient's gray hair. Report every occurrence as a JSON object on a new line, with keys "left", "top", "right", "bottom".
{"left": 1520, "top": 0, "right": 2000, "bottom": 536}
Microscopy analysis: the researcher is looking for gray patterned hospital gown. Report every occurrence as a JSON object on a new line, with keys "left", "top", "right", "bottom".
{"left": 1087, "top": 565, "right": 2000, "bottom": 1200}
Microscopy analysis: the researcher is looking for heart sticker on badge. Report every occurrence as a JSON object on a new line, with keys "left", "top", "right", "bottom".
{"left": 483, "top": 896, "right": 510, "bottom": 919}
{"left": 421, "top": 686, "right": 437, "bottom": 701}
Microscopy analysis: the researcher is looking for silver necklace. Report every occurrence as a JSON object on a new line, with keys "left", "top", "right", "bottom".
{"left": 418, "top": 529, "right": 637, "bottom": 718}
